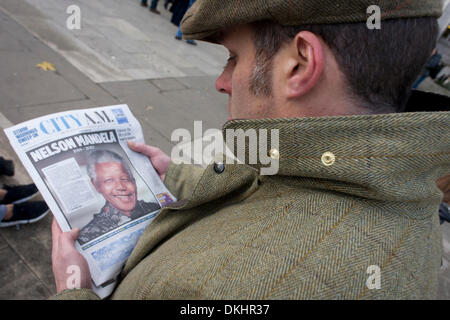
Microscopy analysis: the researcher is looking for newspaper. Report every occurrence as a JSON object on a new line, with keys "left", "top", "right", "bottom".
{"left": 4, "top": 105, "right": 176, "bottom": 298}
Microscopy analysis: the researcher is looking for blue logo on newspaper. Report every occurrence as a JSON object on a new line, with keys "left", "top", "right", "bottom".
{"left": 91, "top": 228, "right": 145, "bottom": 271}
{"left": 13, "top": 126, "right": 38, "bottom": 144}
{"left": 111, "top": 108, "right": 128, "bottom": 124}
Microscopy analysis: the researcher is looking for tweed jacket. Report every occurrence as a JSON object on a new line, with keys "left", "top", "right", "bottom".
{"left": 53, "top": 91, "right": 449, "bottom": 300}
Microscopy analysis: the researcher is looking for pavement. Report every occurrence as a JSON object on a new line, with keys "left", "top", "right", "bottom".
{"left": 0, "top": 0, "right": 449, "bottom": 300}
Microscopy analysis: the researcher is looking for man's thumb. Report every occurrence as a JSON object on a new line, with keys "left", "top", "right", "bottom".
{"left": 64, "top": 228, "right": 80, "bottom": 243}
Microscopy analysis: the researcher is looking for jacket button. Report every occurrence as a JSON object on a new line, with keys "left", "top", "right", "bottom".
{"left": 269, "top": 148, "right": 280, "bottom": 160}
{"left": 213, "top": 162, "right": 225, "bottom": 174}
{"left": 321, "top": 152, "right": 335, "bottom": 166}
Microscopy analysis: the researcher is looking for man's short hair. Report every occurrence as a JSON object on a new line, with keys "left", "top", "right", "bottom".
{"left": 86, "top": 150, "right": 134, "bottom": 184}
{"left": 249, "top": 17, "right": 438, "bottom": 114}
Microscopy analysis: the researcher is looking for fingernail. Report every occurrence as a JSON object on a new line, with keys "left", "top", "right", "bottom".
{"left": 128, "top": 141, "right": 136, "bottom": 147}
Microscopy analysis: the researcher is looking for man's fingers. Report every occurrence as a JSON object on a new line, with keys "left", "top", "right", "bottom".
{"left": 51, "top": 218, "right": 61, "bottom": 254}
{"left": 128, "top": 140, "right": 169, "bottom": 180}
{"left": 69, "top": 228, "right": 80, "bottom": 241}
{"left": 128, "top": 141, "right": 161, "bottom": 158}
{"left": 60, "top": 228, "right": 80, "bottom": 246}
{"left": 52, "top": 220, "right": 79, "bottom": 247}
{"left": 52, "top": 217, "right": 62, "bottom": 235}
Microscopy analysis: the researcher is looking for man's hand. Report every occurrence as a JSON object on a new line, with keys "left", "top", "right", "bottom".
{"left": 128, "top": 141, "right": 171, "bottom": 181}
{"left": 51, "top": 218, "right": 91, "bottom": 293}
{"left": 437, "top": 174, "right": 450, "bottom": 205}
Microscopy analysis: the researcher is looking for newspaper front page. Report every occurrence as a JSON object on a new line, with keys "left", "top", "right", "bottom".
{"left": 4, "top": 105, "right": 176, "bottom": 298}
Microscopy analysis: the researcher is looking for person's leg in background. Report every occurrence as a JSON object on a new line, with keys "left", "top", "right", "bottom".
{"left": 174, "top": 0, "right": 196, "bottom": 45}
{"left": 0, "top": 184, "right": 48, "bottom": 227}
{"left": 0, "top": 157, "right": 14, "bottom": 176}
{"left": 175, "top": 26, "right": 183, "bottom": 40}
{"left": 150, "top": 0, "right": 160, "bottom": 14}
{"left": 0, "top": 205, "right": 7, "bottom": 222}
{"left": 141, "top": 0, "right": 148, "bottom": 7}
{"left": 412, "top": 74, "right": 428, "bottom": 89}
{"left": 164, "top": 0, "right": 173, "bottom": 10}
{"left": 0, "top": 158, "right": 49, "bottom": 227}
{"left": 0, "top": 201, "right": 49, "bottom": 228}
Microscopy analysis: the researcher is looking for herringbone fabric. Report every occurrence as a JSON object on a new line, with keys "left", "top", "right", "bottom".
{"left": 181, "top": 0, "right": 443, "bottom": 41}
{"left": 52, "top": 93, "right": 449, "bottom": 300}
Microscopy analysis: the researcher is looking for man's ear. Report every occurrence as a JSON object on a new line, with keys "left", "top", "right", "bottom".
{"left": 285, "top": 31, "right": 325, "bottom": 99}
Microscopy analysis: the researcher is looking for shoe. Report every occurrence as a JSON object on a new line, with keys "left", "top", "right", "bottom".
{"left": 150, "top": 8, "right": 161, "bottom": 14}
{"left": 175, "top": 35, "right": 182, "bottom": 40}
{"left": 186, "top": 40, "right": 197, "bottom": 46}
{"left": 0, "top": 201, "right": 49, "bottom": 228}
{"left": 0, "top": 184, "right": 39, "bottom": 205}
{"left": 0, "top": 157, "right": 14, "bottom": 176}
{"left": 141, "top": 1, "right": 148, "bottom": 7}
{"left": 164, "top": 0, "right": 172, "bottom": 10}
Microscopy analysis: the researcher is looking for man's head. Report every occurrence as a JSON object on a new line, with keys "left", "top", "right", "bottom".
{"left": 181, "top": 0, "right": 442, "bottom": 120}
{"left": 87, "top": 150, "right": 137, "bottom": 214}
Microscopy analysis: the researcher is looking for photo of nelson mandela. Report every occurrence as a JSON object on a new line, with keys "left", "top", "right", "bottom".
{"left": 78, "top": 150, "right": 160, "bottom": 244}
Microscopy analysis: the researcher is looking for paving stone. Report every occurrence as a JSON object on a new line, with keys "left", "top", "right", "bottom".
{"left": 176, "top": 75, "right": 220, "bottom": 90}
{"left": 0, "top": 27, "right": 31, "bottom": 53}
{"left": 0, "top": 0, "right": 47, "bottom": 19}
{"left": 4, "top": 0, "right": 228, "bottom": 82}
{"left": 105, "top": 38, "right": 155, "bottom": 55}
{"left": 0, "top": 51, "right": 86, "bottom": 109}
{"left": 117, "top": 53, "right": 186, "bottom": 78}
{"left": 161, "top": 87, "right": 229, "bottom": 130}
{"left": 0, "top": 212, "right": 55, "bottom": 295}
{"left": 100, "top": 80, "right": 192, "bottom": 140}
{"left": 438, "top": 277, "right": 450, "bottom": 300}
{"left": 16, "top": 15, "right": 80, "bottom": 52}
{"left": 27, "top": 37, "right": 122, "bottom": 106}
{"left": 140, "top": 122, "right": 174, "bottom": 156}
{"left": 0, "top": 246, "right": 52, "bottom": 299}
{"left": 418, "top": 78, "right": 450, "bottom": 97}
{"left": 75, "top": 35, "right": 127, "bottom": 60}
{"left": 0, "top": 99, "right": 101, "bottom": 125}
{"left": 0, "top": 241, "right": 7, "bottom": 251}
{"left": 98, "top": 18, "right": 151, "bottom": 42}
{"left": 150, "top": 78, "right": 187, "bottom": 91}
{"left": 0, "top": 1, "right": 133, "bottom": 83}
{"left": 177, "top": 66, "right": 207, "bottom": 77}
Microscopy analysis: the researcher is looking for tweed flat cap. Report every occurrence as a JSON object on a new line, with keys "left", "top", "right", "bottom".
{"left": 181, "top": 0, "right": 443, "bottom": 41}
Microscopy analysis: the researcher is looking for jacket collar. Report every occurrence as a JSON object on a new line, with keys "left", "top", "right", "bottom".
{"left": 222, "top": 91, "right": 450, "bottom": 201}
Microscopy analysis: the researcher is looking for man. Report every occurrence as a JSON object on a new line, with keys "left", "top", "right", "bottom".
{"left": 141, "top": 0, "right": 161, "bottom": 14}
{"left": 78, "top": 150, "right": 160, "bottom": 244}
{"left": 52, "top": 0, "right": 449, "bottom": 299}
{"left": 174, "top": 0, "right": 197, "bottom": 45}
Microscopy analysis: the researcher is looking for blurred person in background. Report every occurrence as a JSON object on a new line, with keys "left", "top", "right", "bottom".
{"left": 174, "top": 0, "right": 196, "bottom": 45}
{"left": 141, "top": 0, "right": 161, "bottom": 14}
